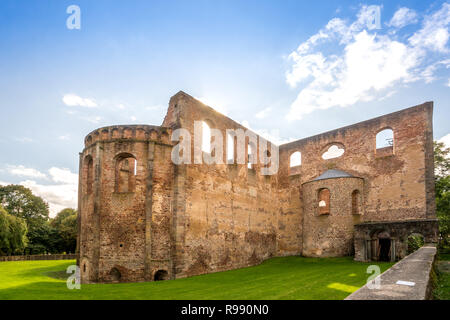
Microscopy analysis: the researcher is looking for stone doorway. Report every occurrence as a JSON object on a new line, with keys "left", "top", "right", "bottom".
{"left": 110, "top": 267, "right": 122, "bottom": 282}
{"left": 378, "top": 238, "right": 391, "bottom": 261}
{"left": 154, "top": 270, "right": 169, "bottom": 281}
{"left": 376, "top": 231, "right": 392, "bottom": 261}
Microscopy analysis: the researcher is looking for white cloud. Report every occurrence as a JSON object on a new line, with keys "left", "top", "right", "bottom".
{"left": 48, "top": 167, "right": 78, "bottom": 185}
{"left": 285, "top": 3, "right": 450, "bottom": 120}
{"left": 408, "top": 3, "right": 450, "bottom": 53}
{"left": 0, "top": 181, "right": 10, "bottom": 186}
{"left": 255, "top": 107, "right": 272, "bottom": 119}
{"left": 439, "top": 133, "right": 450, "bottom": 149}
{"left": 20, "top": 179, "right": 77, "bottom": 217}
{"left": 62, "top": 94, "right": 97, "bottom": 108}
{"left": 6, "top": 165, "right": 47, "bottom": 179}
{"left": 388, "top": 7, "right": 418, "bottom": 28}
{"left": 1, "top": 166, "right": 78, "bottom": 217}
{"left": 130, "top": 116, "right": 137, "bottom": 121}
{"left": 22, "top": 167, "right": 78, "bottom": 217}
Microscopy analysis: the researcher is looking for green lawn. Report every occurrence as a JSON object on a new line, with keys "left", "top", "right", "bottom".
{"left": 0, "top": 256, "right": 393, "bottom": 300}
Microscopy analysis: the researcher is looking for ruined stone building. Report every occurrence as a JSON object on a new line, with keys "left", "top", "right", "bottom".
{"left": 77, "top": 91, "right": 439, "bottom": 283}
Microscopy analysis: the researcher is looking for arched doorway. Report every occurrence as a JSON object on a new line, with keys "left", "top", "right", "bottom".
{"left": 377, "top": 231, "right": 391, "bottom": 262}
{"left": 110, "top": 267, "right": 121, "bottom": 282}
{"left": 154, "top": 270, "right": 169, "bottom": 281}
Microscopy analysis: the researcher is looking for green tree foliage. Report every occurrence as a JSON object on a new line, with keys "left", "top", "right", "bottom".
{"left": 0, "top": 185, "right": 49, "bottom": 228}
{"left": 0, "top": 206, "right": 10, "bottom": 253}
{"left": 0, "top": 205, "right": 28, "bottom": 255}
{"left": 0, "top": 185, "right": 49, "bottom": 254}
{"left": 407, "top": 234, "right": 424, "bottom": 254}
{"left": 50, "top": 208, "right": 78, "bottom": 253}
{"left": 435, "top": 141, "right": 450, "bottom": 250}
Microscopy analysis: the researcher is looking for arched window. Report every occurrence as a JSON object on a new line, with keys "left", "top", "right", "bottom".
{"left": 376, "top": 129, "right": 394, "bottom": 156}
{"left": 318, "top": 188, "right": 330, "bottom": 215}
{"left": 227, "top": 133, "right": 235, "bottom": 163}
{"left": 115, "top": 154, "right": 137, "bottom": 193}
{"left": 352, "top": 190, "right": 361, "bottom": 215}
{"left": 201, "top": 121, "right": 211, "bottom": 153}
{"left": 290, "top": 151, "right": 301, "bottom": 167}
{"left": 154, "top": 270, "right": 169, "bottom": 281}
{"left": 110, "top": 268, "right": 121, "bottom": 282}
{"left": 84, "top": 156, "right": 94, "bottom": 195}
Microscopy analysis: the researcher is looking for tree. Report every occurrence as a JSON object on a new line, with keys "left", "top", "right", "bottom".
{"left": 50, "top": 208, "right": 78, "bottom": 253}
{"left": 435, "top": 141, "right": 450, "bottom": 178}
{"left": 0, "top": 205, "right": 28, "bottom": 255}
{"left": 434, "top": 141, "right": 450, "bottom": 250}
{"left": 0, "top": 206, "right": 10, "bottom": 254}
{"left": 7, "top": 213, "right": 28, "bottom": 254}
{"left": 0, "top": 185, "right": 49, "bottom": 254}
{"left": 0, "top": 185, "right": 49, "bottom": 227}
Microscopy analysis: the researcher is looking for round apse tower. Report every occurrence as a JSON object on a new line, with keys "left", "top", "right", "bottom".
{"left": 301, "top": 169, "right": 365, "bottom": 257}
{"left": 77, "top": 124, "right": 174, "bottom": 283}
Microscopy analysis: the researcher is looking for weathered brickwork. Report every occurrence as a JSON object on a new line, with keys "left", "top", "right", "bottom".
{"left": 77, "top": 91, "right": 438, "bottom": 283}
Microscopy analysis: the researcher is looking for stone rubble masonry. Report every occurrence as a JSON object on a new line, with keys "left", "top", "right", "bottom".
{"left": 77, "top": 91, "right": 437, "bottom": 283}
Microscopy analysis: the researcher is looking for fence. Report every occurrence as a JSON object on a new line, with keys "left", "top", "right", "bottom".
{"left": 0, "top": 254, "right": 77, "bottom": 262}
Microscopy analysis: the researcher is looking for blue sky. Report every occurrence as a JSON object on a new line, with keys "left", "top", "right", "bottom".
{"left": 0, "top": 0, "right": 449, "bottom": 215}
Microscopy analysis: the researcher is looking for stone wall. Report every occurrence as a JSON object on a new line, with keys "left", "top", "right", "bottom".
{"left": 279, "top": 102, "right": 435, "bottom": 225}
{"left": 346, "top": 244, "right": 437, "bottom": 300}
{"left": 78, "top": 91, "right": 437, "bottom": 283}
{"left": 163, "top": 92, "right": 281, "bottom": 277}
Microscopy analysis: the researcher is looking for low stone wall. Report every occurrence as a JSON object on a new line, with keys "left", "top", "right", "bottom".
{"left": 346, "top": 244, "right": 437, "bottom": 300}
{"left": 0, "top": 254, "right": 77, "bottom": 262}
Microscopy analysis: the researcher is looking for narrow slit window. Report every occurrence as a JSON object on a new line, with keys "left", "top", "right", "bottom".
{"left": 84, "top": 156, "right": 94, "bottom": 195}
{"left": 202, "top": 121, "right": 211, "bottom": 153}
{"left": 227, "top": 133, "right": 234, "bottom": 163}
{"left": 248, "top": 144, "right": 255, "bottom": 169}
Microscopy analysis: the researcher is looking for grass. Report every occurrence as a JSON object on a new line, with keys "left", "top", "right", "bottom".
{"left": 0, "top": 256, "right": 393, "bottom": 300}
{"left": 434, "top": 253, "right": 450, "bottom": 300}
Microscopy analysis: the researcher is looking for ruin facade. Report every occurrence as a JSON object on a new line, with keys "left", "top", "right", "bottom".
{"left": 77, "top": 91, "right": 438, "bottom": 283}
